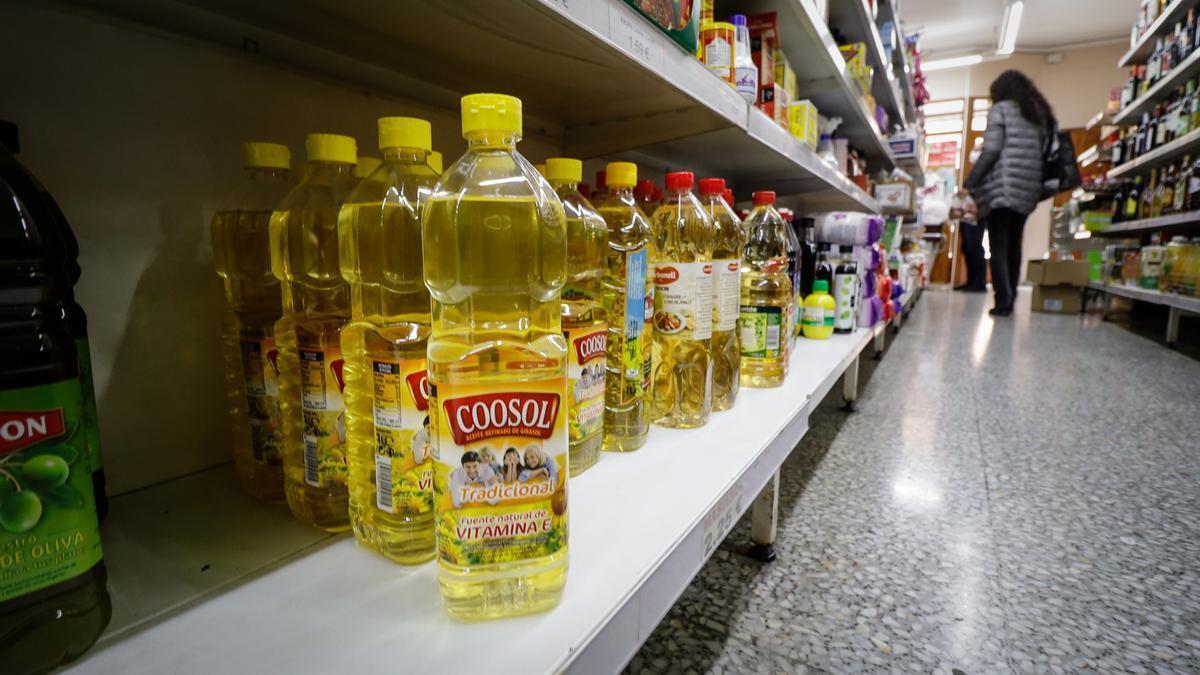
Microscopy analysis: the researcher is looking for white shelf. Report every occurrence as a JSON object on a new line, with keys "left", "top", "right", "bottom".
{"left": 1108, "top": 125, "right": 1200, "bottom": 178}
{"left": 68, "top": 328, "right": 886, "bottom": 675}
{"left": 827, "top": 0, "right": 906, "bottom": 129}
{"left": 75, "top": 0, "right": 879, "bottom": 211}
{"left": 1089, "top": 280, "right": 1200, "bottom": 314}
{"left": 1092, "top": 210, "right": 1200, "bottom": 236}
{"left": 1118, "top": 0, "right": 1199, "bottom": 67}
{"left": 1113, "top": 45, "right": 1200, "bottom": 126}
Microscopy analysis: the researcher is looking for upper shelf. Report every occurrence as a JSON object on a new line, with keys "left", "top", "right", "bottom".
{"left": 1091, "top": 210, "right": 1200, "bottom": 237}
{"left": 1113, "top": 38, "right": 1200, "bottom": 125}
{"left": 1118, "top": 0, "right": 1200, "bottom": 68}
{"left": 73, "top": 0, "right": 885, "bottom": 210}
{"left": 1107, "top": 125, "right": 1200, "bottom": 178}
{"left": 827, "top": 0, "right": 906, "bottom": 130}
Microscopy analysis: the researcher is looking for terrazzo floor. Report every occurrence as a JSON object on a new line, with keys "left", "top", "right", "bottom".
{"left": 627, "top": 287, "right": 1200, "bottom": 675}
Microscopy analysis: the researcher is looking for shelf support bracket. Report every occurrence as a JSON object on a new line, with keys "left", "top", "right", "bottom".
{"left": 747, "top": 471, "right": 780, "bottom": 563}
{"left": 1167, "top": 307, "right": 1181, "bottom": 347}
{"left": 842, "top": 354, "right": 860, "bottom": 411}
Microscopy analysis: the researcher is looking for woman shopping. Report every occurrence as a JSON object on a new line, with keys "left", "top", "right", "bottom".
{"left": 965, "top": 70, "right": 1055, "bottom": 316}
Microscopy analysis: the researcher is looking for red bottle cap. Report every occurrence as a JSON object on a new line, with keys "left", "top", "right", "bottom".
{"left": 635, "top": 178, "right": 655, "bottom": 198}
{"left": 698, "top": 178, "right": 725, "bottom": 194}
{"left": 595, "top": 170, "right": 607, "bottom": 190}
{"left": 722, "top": 189, "right": 735, "bottom": 206}
{"left": 652, "top": 188, "right": 663, "bottom": 202}
{"left": 665, "top": 171, "right": 694, "bottom": 191}
{"left": 578, "top": 183, "right": 592, "bottom": 199}
{"left": 753, "top": 190, "right": 776, "bottom": 205}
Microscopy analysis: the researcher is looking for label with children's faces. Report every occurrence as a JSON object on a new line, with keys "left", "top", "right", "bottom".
{"left": 566, "top": 328, "right": 606, "bottom": 445}
{"left": 370, "top": 358, "right": 433, "bottom": 515}
{"left": 299, "top": 347, "right": 347, "bottom": 488}
{"left": 432, "top": 377, "right": 569, "bottom": 567}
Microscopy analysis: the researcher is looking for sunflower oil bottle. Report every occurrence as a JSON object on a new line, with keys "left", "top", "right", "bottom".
{"left": 337, "top": 118, "right": 438, "bottom": 563}
{"left": 546, "top": 158, "right": 608, "bottom": 475}
{"left": 594, "top": 162, "right": 652, "bottom": 452}
{"left": 738, "top": 191, "right": 792, "bottom": 387}
{"left": 697, "top": 178, "right": 742, "bottom": 411}
{"left": 423, "top": 94, "right": 569, "bottom": 619}
{"left": 429, "top": 151, "right": 443, "bottom": 175}
{"left": 354, "top": 156, "right": 381, "bottom": 181}
{"left": 650, "top": 172, "right": 716, "bottom": 427}
{"left": 270, "top": 133, "right": 358, "bottom": 532}
{"left": 211, "top": 142, "right": 292, "bottom": 503}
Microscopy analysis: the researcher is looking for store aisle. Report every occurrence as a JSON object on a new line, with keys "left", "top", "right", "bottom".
{"left": 628, "top": 288, "right": 1200, "bottom": 675}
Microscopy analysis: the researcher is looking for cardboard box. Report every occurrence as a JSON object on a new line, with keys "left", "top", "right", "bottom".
{"left": 758, "top": 83, "right": 787, "bottom": 127}
{"left": 750, "top": 30, "right": 775, "bottom": 87}
{"left": 875, "top": 181, "right": 914, "bottom": 214}
{"left": 1032, "top": 285, "right": 1083, "bottom": 314}
{"left": 1026, "top": 260, "right": 1090, "bottom": 287}
{"left": 1082, "top": 210, "right": 1113, "bottom": 232}
{"left": 788, "top": 99, "right": 819, "bottom": 149}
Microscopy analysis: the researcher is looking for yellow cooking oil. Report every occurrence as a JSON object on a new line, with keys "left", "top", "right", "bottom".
{"left": 697, "top": 177, "right": 743, "bottom": 412}
{"left": 594, "top": 162, "right": 652, "bottom": 452}
{"left": 429, "top": 150, "right": 443, "bottom": 175}
{"left": 270, "top": 133, "right": 358, "bottom": 532}
{"left": 738, "top": 191, "right": 792, "bottom": 387}
{"left": 649, "top": 171, "right": 716, "bottom": 428}
{"left": 338, "top": 117, "right": 438, "bottom": 563}
{"left": 211, "top": 142, "right": 292, "bottom": 502}
{"left": 546, "top": 157, "right": 608, "bottom": 475}
{"left": 422, "top": 94, "right": 569, "bottom": 619}
{"left": 353, "top": 155, "right": 381, "bottom": 181}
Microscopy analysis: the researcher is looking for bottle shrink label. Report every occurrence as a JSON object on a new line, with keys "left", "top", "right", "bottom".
{"left": 566, "top": 328, "right": 607, "bottom": 445}
{"left": 612, "top": 247, "right": 648, "bottom": 405}
{"left": 240, "top": 336, "right": 283, "bottom": 465}
{"left": 368, "top": 358, "right": 433, "bottom": 515}
{"left": 738, "top": 306, "right": 784, "bottom": 358}
{"left": 75, "top": 339, "right": 105, "bottom": 473}
{"left": 299, "top": 347, "right": 348, "bottom": 488}
{"left": 0, "top": 378, "right": 104, "bottom": 602}
{"left": 714, "top": 259, "right": 741, "bottom": 332}
{"left": 432, "top": 378, "right": 569, "bottom": 566}
{"left": 643, "top": 263, "right": 655, "bottom": 395}
{"left": 654, "top": 261, "right": 715, "bottom": 341}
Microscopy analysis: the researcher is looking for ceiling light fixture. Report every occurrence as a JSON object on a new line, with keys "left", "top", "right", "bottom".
{"left": 923, "top": 54, "right": 984, "bottom": 71}
{"left": 997, "top": 0, "right": 1024, "bottom": 55}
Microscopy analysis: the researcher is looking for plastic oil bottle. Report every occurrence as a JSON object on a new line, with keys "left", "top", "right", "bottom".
{"left": 270, "top": 133, "right": 358, "bottom": 532}
{"left": 738, "top": 191, "right": 792, "bottom": 387}
{"left": 354, "top": 156, "right": 381, "bottom": 182}
{"left": 1, "top": 121, "right": 111, "bottom": 674}
{"left": 338, "top": 117, "right": 438, "bottom": 563}
{"left": 698, "top": 178, "right": 743, "bottom": 411}
{"left": 650, "top": 171, "right": 716, "bottom": 427}
{"left": 547, "top": 158, "right": 608, "bottom": 475}
{"left": 595, "top": 162, "right": 652, "bottom": 452}
{"left": 423, "top": 94, "right": 569, "bottom": 619}
{"left": 211, "top": 142, "right": 292, "bottom": 503}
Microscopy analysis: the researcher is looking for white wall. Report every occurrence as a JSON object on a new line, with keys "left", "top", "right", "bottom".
{"left": 0, "top": 3, "right": 563, "bottom": 494}
{"left": 925, "top": 43, "right": 1127, "bottom": 280}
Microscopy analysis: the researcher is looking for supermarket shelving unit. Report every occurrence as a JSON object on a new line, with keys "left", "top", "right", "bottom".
{"left": 1107, "top": 126, "right": 1200, "bottom": 178}
{"left": 1112, "top": 44, "right": 1200, "bottom": 126}
{"left": 826, "top": 0, "right": 906, "bottom": 130}
{"left": 1089, "top": 280, "right": 1200, "bottom": 346}
{"left": 1091, "top": 210, "right": 1200, "bottom": 237}
{"left": 66, "top": 322, "right": 915, "bottom": 675}
{"left": 1117, "top": 0, "right": 1200, "bottom": 68}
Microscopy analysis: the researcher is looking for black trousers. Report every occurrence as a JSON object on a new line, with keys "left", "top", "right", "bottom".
{"left": 959, "top": 220, "right": 986, "bottom": 290}
{"left": 985, "top": 207, "right": 1028, "bottom": 310}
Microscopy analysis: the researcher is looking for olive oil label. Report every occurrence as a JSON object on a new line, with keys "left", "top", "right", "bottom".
{"left": 240, "top": 336, "right": 282, "bottom": 465}
{"left": 299, "top": 347, "right": 348, "bottom": 488}
{"left": 566, "top": 328, "right": 607, "bottom": 445}
{"left": 0, "top": 379, "right": 103, "bottom": 603}
{"left": 714, "top": 259, "right": 741, "bottom": 332}
{"left": 738, "top": 306, "right": 784, "bottom": 358}
{"left": 432, "top": 379, "right": 568, "bottom": 566}
{"left": 369, "top": 358, "right": 433, "bottom": 515}
{"left": 75, "top": 339, "right": 104, "bottom": 474}
{"left": 615, "top": 247, "right": 648, "bottom": 405}
{"left": 654, "top": 261, "right": 714, "bottom": 341}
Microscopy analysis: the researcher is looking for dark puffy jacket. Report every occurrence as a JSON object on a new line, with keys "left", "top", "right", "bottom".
{"left": 965, "top": 100, "right": 1047, "bottom": 217}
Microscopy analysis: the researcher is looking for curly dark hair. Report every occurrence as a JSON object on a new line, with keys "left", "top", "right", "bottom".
{"left": 989, "top": 69, "right": 1056, "bottom": 130}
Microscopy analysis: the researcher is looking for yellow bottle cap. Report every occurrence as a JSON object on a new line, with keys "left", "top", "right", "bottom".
{"left": 606, "top": 161, "right": 638, "bottom": 187}
{"left": 430, "top": 151, "right": 443, "bottom": 175}
{"left": 354, "top": 156, "right": 381, "bottom": 179}
{"left": 242, "top": 142, "right": 291, "bottom": 170}
{"left": 305, "top": 133, "right": 356, "bottom": 164}
{"left": 461, "top": 93, "right": 522, "bottom": 137}
{"left": 545, "top": 158, "right": 582, "bottom": 183}
{"left": 378, "top": 117, "right": 432, "bottom": 151}
{"left": 535, "top": 163, "right": 546, "bottom": 177}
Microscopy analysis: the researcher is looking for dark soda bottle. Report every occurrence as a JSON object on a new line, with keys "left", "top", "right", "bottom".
{"left": 0, "top": 121, "right": 111, "bottom": 673}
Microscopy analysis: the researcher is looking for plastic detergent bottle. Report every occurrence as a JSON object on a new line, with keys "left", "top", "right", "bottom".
{"left": 546, "top": 157, "right": 608, "bottom": 475}
{"left": 698, "top": 178, "right": 743, "bottom": 410}
{"left": 731, "top": 15, "right": 759, "bottom": 103}
{"left": 422, "top": 94, "right": 569, "bottom": 619}
{"left": 738, "top": 191, "right": 793, "bottom": 387}
{"left": 270, "top": 133, "right": 358, "bottom": 532}
{"left": 649, "top": 172, "right": 716, "bottom": 428}
{"left": 595, "top": 162, "right": 652, "bottom": 453}
{"left": 338, "top": 117, "right": 438, "bottom": 563}
{"left": 802, "top": 280, "right": 836, "bottom": 339}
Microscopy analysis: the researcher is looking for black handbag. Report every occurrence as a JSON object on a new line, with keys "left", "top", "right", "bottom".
{"left": 1042, "top": 122, "right": 1082, "bottom": 198}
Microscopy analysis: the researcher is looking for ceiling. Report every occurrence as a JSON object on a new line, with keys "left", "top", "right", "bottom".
{"left": 899, "top": 0, "right": 1135, "bottom": 56}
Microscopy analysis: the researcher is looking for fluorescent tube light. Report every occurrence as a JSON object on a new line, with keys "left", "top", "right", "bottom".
{"left": 997, "top": 1, "right": 1024, "bottom": 55}
{"left": 923, "top": 54, "right": 984, "bottom": 71}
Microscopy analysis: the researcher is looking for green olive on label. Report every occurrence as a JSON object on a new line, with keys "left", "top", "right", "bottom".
{"left": 0, "top": 490, "right": 43, "bottom": 533}
{"left": 21, "top": 454, "right": 70, "bottom": 491}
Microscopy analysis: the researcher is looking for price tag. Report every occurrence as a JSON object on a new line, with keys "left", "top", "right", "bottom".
{"left": 700, "top": 485, "right": 743, "bottom": 560}
{"left": 609, "top": 8, "right": 663, "bottom": 72}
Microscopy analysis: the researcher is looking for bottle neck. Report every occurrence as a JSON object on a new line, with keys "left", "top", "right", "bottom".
{"left": 309, "top": 160, "right": 355, "bottom": 177}
{"left": 466, "top": 131, "right": 519, "bottom": 150}
{"left": 246, "top": 166, "right": 289, "bottom": 180}
{"left": 382, "top": 147, "right": 430, "bottom": 163}
{"left": 550, "top": 178, "right": 579, "bottom": 191}
{"left": 611, "top": 185, "right": 635, "bottom": 200}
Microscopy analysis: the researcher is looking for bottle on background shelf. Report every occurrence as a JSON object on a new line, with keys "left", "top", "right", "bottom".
{"left": 833, "top": 246, "right": 859, "bottom": 334}
{"left": 802, "top": 280, "right": 836, "bottom": 340}
{"left": 212, "top": 142, "right": 293, "bottom": 503}
{"left": 698, "top": 178, "right": 743, "bottom": 411}
{"left": 737, "top": 191, "right": 792, "bottom": 388}
{"left": 422, "top": 93, "right": 570, "bottom": 620}
{"left": 270, "top": 133, "right": 358, "bottom": 532}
